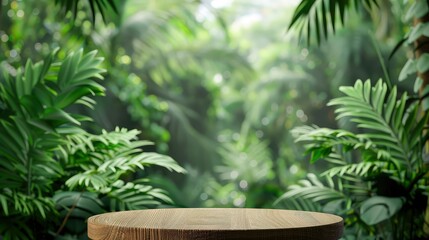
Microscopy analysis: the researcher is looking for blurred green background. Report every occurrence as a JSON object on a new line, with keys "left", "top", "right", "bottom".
{"left": 0, "top": 0, "right": 406, "bottom": 215}
{"left": 0, "top": 0, "right": 422, "bottom": 239}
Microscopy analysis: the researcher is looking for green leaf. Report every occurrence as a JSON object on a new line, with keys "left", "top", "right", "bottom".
{"left": 136, "top": 153, "right": 187, "bottom": 173}
{"left": 54, "top": 191, "right": 105, "bottom": 215}
{"left": 384, "top": 87, "right": 397, "bottom": 123}
{"left": 310, "top": 148, "right": 332, "bottom": 163}
{"left": 422, "top": 85, "right": 429, "bottom": 111}
{"left": 417, "top": 53, "right": 429, "bottom": 72}
{"left": 360, "top": 196, "right": 403, "bottom": 225}
{"left": 329, "top": 0, "right": 337, "bottom": 32}
{"left": 408, "top": 22, "right": 429, "bottom": 43}
{"left": 55, "top": 87, "right": 95, "bottom": 109}
{"left": 414, "top": 77, "right": 424, "bottom": 93}
{"left": 0, "top": 194, "right": 9, "bottom": 215}
{"left": 405, "top": 0, "right": 429, "bottom": 22}
{"left": 287, "top": 0, "right": 379, "bottom": 45}
{"left": 42, "top": 108, "right": 81, "bottom": 126}
{"left": 58, "top": 50, "right": 81, "bottom": 89}
{"left": 399, "top": 59, "right": 416, "bottom": 81}
{"left": 321, "top": 0, "right": 328, "bottom": 39}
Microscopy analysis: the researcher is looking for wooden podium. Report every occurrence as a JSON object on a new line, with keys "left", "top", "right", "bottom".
{"left": 88, "top": 208, "right": 343, "bottom": 240}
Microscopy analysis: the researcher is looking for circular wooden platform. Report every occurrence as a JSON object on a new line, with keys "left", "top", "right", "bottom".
{"left": 88, "top": 208, "right": 343, "bottom": 240}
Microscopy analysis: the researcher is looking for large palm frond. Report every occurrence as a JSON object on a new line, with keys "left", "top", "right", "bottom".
{"left": 55, "top": 0, "right": 119, "bottom": 23}
{"left": 64, "top": 128, "right": 185, "bottom": 192}
{"left": 290, "top": 0, "right": 379, "bottom": 44}
{"left": 329, "top": 79, "right": 428, "bottom": 176}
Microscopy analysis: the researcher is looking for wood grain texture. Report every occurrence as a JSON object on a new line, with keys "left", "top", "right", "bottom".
{"left": 88, "top": 208, "right": 343, "bottom": 240}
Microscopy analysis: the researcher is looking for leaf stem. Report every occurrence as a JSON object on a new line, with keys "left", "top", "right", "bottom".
{"left": 55, "top": 191, "right": 84, "bottom": 236}
{"left": 27, "top": 156, "right": 32, "bottom": 196}
{"left": 370, "top": 32, "right": 392, "bottom": 90}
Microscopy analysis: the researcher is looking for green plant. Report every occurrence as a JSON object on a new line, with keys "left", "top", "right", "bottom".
{"left": 276, "top": 79, "right": 429, "bottom": 239}
{"left": 278, "top": 0, "right": 429, "bottom": 238}
{"left": 289, "top": 0, "right": 380, "bottom": 44}
{"left": 0, "top": 49, "right": 184, "bottom": 239}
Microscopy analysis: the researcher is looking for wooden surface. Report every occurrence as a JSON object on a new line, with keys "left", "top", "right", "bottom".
{"left": 88, "top": 208, "right": 343, "bottom": 240}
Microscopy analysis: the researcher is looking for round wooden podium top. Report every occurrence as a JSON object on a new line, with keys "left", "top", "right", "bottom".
{"left": 88, "top": 208, "right": 343, "bottom": 240}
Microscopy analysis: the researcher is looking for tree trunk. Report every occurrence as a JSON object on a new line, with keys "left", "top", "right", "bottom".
{"left": 415, "top": 14, "right": 429, "bottom": 104}
{"left": 415, "top": 12, "right": 429, "bottom": 236}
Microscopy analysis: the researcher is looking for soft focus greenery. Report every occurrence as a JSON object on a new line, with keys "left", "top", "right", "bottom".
{"left": 0, "top": 0, "right": 425, "bottom": 239}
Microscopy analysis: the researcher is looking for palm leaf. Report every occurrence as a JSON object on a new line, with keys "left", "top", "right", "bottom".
{"left": 296, "top": 80, "right": 428, "bottom": 180}
{"left": 328, "top": 79, "right": 427, "bottom": 173}
{"left": 53, "top": 191, "right": 105, "bottom": 235}
{"left": 292, "top": 125, "right": 366, "bottom": 163}
{"left": 64, "top": 127, "right": 185, "bottom": 191}
{"left": 54, "top": 0, "right": 118, "bottom": 23}
{"left": 289, "top": 0, "right": 379, "bottom": 44}
{"left": 275, "top": 174, "right": 345, "bottom": 206}
{"left": 322, "top": 161, "right": 385, "bottom": 178}
{"left": 106, "top": 179, "right": 173, "bottom": 211}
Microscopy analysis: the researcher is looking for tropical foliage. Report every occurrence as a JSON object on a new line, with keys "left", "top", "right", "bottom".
{"left": 289, "top": 0, "right": 378, "bottom": 43}
{"left": 0, "top": 49, "right": 184, "bottom": 239}
{"left": 276, "top": 79, "right": 429, "bottom": 239}
{"left": 0, "top": 0, "right": 420, "bottom": 239}
{"left": 277, "top": 0, "right": 429, "bottom": 239}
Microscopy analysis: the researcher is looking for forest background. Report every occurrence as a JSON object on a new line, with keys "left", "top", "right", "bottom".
{"left": 0, "top": 0, "right": 424, "bottom": 239}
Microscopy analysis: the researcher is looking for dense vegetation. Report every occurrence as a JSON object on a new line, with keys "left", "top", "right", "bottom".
{"left": 0, "top": 0, "right": 427, "bottom": 239}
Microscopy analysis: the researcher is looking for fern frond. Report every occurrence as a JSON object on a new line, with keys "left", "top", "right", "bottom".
{"left": 276, "top": 174, "right": 345, "bottom": 205}
{"left": 55, "top": 49, "right": 105, "bottom": 109}
{"left": 292, "top": 125, "right": 367, "bottom": 163}
{"left": 275, "top": 172, "right": 370, "bottom": 217}
{"left": 275, "top": 195, "right": 322, "bottom": 212}
{"left": 10, "top": 192, "right": 55, "bottom": 219}
{"left": 64, "top": 127, "right": 185, "bottom": 191}
{"left": 328, "top": 79, "right": 425, "bottom": 172}
{"left": 106, "top": 180, "right": 173, "bottom": 211}
{"left": 66, "top": 171, "right": 109, "bottom": 191}
{"left": 322, "top": 161, "right": 385, "bottom": 178}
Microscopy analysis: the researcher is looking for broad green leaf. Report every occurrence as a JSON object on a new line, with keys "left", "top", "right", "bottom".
{"left": 55, "top": 87, "right": 94, "bottom": 109}
{"left": 384, "top": 87, "right": 397, "bottom": 123}
{"left": 360, "top": 196, "right": 403, "bottom": 225}
{"left": 414, "top": 77, "right": 424, "bottom": 92}
{"left": 323, "top": 199, "right": 344, "bottom": 214}
{"left": 399, "top": 59, "right": 416, "bottom": 81}
{"left": 417, "top": 53, "right": 429, "bottom": 72}
{"left": 405, "top": 0, "right": 429, "bottom": 22}
{"left": 0, "top": 194, "right": 9, "bottom": 215}
{"left": 58, "top": 51, "right": 78, "bottom": 89}
{"left": 393, "top": 94, "right": 407, "bottom": 130}
{"left": 42, "top": 108, "right": 81, "bottom": 126}
{"left": 423, "top": 87, "right": 429, "bottom": 111}
{"left": 408, "top": 22, "right": 429, "bottom": 43}
{"left": 371, "top": 80, "right": 387, "bottom": 114}
{"left": 363, "top": 80, "right": 371, "bottom": 102}
{"left": 54, "top": 191, "right": 105, "bottom": 214}
{"left": 23, "top": 60, "right": 35, "bottom": 95}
